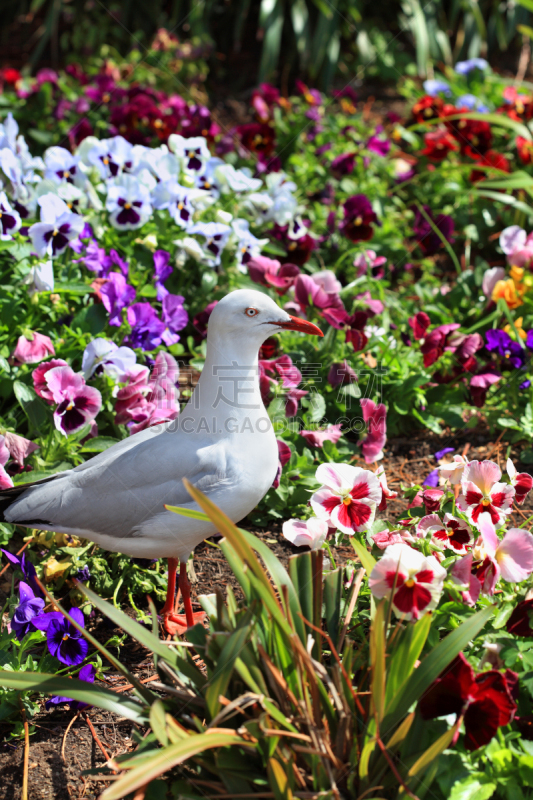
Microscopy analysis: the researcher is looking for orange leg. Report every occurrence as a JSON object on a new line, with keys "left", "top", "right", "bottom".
{"left": 162, "top": 559, "right": 206, "bottom": 636}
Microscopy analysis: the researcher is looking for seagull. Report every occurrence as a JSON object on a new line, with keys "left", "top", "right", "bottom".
{"left": 0, "top": 289, "right": 323, "bottom": 633}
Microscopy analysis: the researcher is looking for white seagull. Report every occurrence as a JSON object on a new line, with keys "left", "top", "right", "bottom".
{"left": 0, "top": 289, "right": 323, "bottom": 633}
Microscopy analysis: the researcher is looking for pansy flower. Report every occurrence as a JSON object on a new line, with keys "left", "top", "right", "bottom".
{"left": 421, "top": 128, "right": 459, "bottom": 161}
{"left": 45, "top": 663, "right": 96, "bottom": 711}
{"left": 29, "top": 193, "right": 84, "bottom": 257}
{"left": 310, "top": 462, "right": 382, "bottom": 534}
{"left": 152, "top": 249, "right": 173, "bottom": 300}
{"left": 418, "top": 652, "right": 515, "bottom": 750}
{"left": 457, "top": 460, "right": 515, "bottom": 527}
{"left": 10, "top": 331, "right": 55, "bottom": 366}
{"left": 376, "top": 465, "right": 398, "bottom": 510}
{"left": 232, "top": 218, "right": 268, "bottom": 271}
{"left": 161, "top": 293, "right": 188, "bottom": 346}
{"left": 506, "top": 458, "right": 533, "bottom": 505}
{"left": 47, "top": 607, "right": 89, "bottom": 666}
{"left": 360, "top": 399, "right": 387, "bottom": 463}
{"left": 411, "top": 205, "right": 454, "bottom": 256}
{"left": 82, "top": 339, "right": 136, "bottom": 381}
{"left": 0, "top": 190, "right": 21, "bottom": 239}
{"left": 100, "top": 273, "right": 136, "bottom": 327}
{"left": 152, "top": 180, "right": 195, "bottom": 229}
{"left": 282, "top": 517, "right": 328, "bottom": 550}
{"left": 11, "top": 581, "right": 45, "bottom": 641}
{"left": 44, "top": 146, "right": 82, "bottom": 186}
{"left": 124, "top": 303, "right": 166, "bottom": 351}
{"left": 168, "top": 134, "right": 210, "bottom": 172}
{"left": 417, "top": 512, "right": 473, "bottom": 554}
{"left": 369, "top": 543, "right": 446, "bottom": 620}
{"left": 87, "top": 135, "right": 133, "bottom": 179}
{"left": 44, "top": 365, "right": 102, "bottom": 436}
{"left": 106, "top": 175, "right": 152, "bottom": 230}
{"left": 188, "top": 222, "right": 231, "bottom": 266}
{"left": 485, "top": 329, "right": 525, "bottom": 369}
{"left": 340, "top": 194, "right": 379, "bottom": 242}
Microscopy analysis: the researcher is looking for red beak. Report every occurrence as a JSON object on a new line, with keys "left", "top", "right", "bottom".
{"left": 273, "top": 315, "right": 324, "bottom": 337}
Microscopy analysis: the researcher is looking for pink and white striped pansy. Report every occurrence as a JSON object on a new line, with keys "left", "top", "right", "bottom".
{"left": 506, "top": 458, "right": 533, "bottom": 506}
{"left": 456, "top": 460, "right": 515, "bottom": 528}
{"left": 310, "top": 463, "right": 382, "bottom": 534}
{"left": 416, "top": 513, "right": 473, "bottom": 554}
{"left": 454, "top": 513, "right": 533, "bottom": 596}
{"left": 282, "top": 517, "right": 329, "bottom": 550}
{"left": 369, "top": 543, "right": 446, "bottom": 620}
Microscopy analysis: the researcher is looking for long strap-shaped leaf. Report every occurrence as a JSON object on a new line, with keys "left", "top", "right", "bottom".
{"left": 78, "top": 582, "right": 205, "bottom": 688}
{"left": 382, "top": 604, "right": 494, "bottom": 732}
{"left": 0, "top": 670, "right": 147, "bottom": 724}
{"left": 100, "top": 731, "right": 251, "bottom": 800}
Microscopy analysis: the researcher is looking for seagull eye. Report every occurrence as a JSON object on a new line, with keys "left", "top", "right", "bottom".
{"left": 245, "top": 307, "right": 259, "bottom": 317}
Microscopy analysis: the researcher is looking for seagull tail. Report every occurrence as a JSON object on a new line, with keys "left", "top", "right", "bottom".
{"left": 0, "top": 474, "right": 59, "bottom": 524}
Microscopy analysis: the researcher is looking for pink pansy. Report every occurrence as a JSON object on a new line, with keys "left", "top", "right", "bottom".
{"left": 355, "top": 291, "right": 384, "bottom": 315}
{"left": 500, "top": 225, "right": 526, "bottom": 255}
{"left": 369, "top": 543, "right": 447, "bottom": 620}
{"left": 438, "top": 454, "right": 470, "bottom": 484}
{"left": 310, "top": 462, "right": 382, "bottom": 534}
{"left": 247, "top": 255, "right": 300, "bottom": 294}
{"left": 285, "top": 387, "right": 308, "bottom": 418}
{"left": 3, "top": 432, "right": 39, "bottom": 468}
{"left": 360, "top": 399, "right": 387, "bottom": 463}
{"left": 506, "top": 458, "right": 533, "bottom": 505}
{"left": 371, "top": 529, "right": 408, "bottom": 550}
{"left": 376, "top": 465, "right": 398, "bottom": 511}
{"left": 482, "top": 267, "right": 506, "bottom": 299}
{"left": 451, "top": 557, "right": 481, "bottom": 606}
{"left": 408, "top": 312, "right": 430, "bottom": 340}
{"left": 353, "top": 249, "right": 387, "bottom": 278}
{"left": 32, "top": 358, "right": 69, "bottom": 404}
{"left": 417, "top": 512, "right": 473, "bottom": 554}
{"left": 44, "top": 365, "right": 102, "bottom": 436}
{"left": 422, "top": 488, "right": 444, "bottom": 512}
{"left": 300, "top": 424, "right": 342, "bottom": 448}
{"left": 272, "top": 439, "right": 292, "bottom": 489}
{"left": 470, "top": 368, "right": 502, "bottom": 408}
{"left": 0, "top": 435, "right": 14, "bottom": 489}
{"left": 10, "top": 331, "right": 55, "bottom": 366}
{"left": 282, "top": 517, "right": 328, "bottom": 550}
{"left": 457, "top": 460, "right": 515, "bottom": 527}
{"left": 455, "top": 515, "right": 533, "bottom": 596}
{"left": 115, "top": 354, "right": 180, "bottom": 435}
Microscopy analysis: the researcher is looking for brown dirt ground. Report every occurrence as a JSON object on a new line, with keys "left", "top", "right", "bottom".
{"left": 1, "top": 427, "right": 532, "bottom": 799}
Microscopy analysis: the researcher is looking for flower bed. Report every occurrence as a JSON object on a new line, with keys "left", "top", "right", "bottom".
{"left": 2, "top": 42, "right": 533, "bottom": 799}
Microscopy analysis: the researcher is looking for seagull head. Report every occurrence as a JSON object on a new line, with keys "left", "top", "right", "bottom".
{"left": 207, "top": 288, "right": 324, "bottom": 346}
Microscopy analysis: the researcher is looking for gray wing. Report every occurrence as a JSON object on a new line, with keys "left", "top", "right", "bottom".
{"left": 5, "top": 423, "right": 229, "bottom": 539}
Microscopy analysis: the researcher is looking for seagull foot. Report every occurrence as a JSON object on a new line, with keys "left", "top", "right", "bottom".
{"left": 163, "top": 611, "right": 206, "bottom": 636}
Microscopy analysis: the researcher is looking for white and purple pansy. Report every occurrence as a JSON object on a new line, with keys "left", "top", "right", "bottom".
{"left": 29, "top": 193, "right": 84, "bottom": 257}
{"left": 44, "top": 146, "right": 84, "bottom": 186}
{"left": 82, "top": 338, "right": 137, "bottom": 381}
{"left": 152, "top": 180, "right": 195, "bottom": 229}
{"left": 168, "top": 134, "right": 210, "bottom": 172}
{"left": 231, "top": 218, "right": 268, "bottom": 272}
{"left": 0, "top": 190, "right": 21, "bottom": 240}
{"left": 106, "top": 174, "right": 152, "bottom": 231}
{"left": 87, "top": 136, "right": 134, "bottom": 179}
{"left": 188, "top": 221, "right": 231, "bottom": 266}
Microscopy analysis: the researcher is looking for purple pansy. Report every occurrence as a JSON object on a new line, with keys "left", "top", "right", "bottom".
{"left": 125, "top": 303, "right": 166, "bottom": 351}
{"left": 2, "top": 549, "right": 43, "bottom": 597}
{"left": 153, "top": 249, "right": 173, "bottom": 300}
{"left": 367, "top": 135, "right": 390, "bottom": 156}
{"left": 434, "top": 447, "right": 455, "bottom": 461}
{"left": 101, "top": 273, "right": 136, "bottom": 327}
{"left": 485, "top": 330, "right": 525, "bottom": 369}
{"left": 423, "top": 469, "right": 440, "bottom": 488}
{"left": 161, "top": 293, "right": 189, "bottom": 346}
{"left": 44, "top": 146, "right": 82, "bottom": 186}
{"left": 47, "top": 607, "right": 89, "bottom": 666}
{"left": 11, "top": 581, "right": 45, "bottom": 641}
{"left": 412, "top": 205, "right": 455, "bottom": 256}
{"left": 340, "top": 195, "right": 380, "bottom": 242}
{"left": 188, "top": 222, "right": 231, "bottom": 266}
{"left": 87, "top": 136, "right": 133, "bottom": 179}
{"left": 45, "top": 663, "right": 96, "bottom": 710}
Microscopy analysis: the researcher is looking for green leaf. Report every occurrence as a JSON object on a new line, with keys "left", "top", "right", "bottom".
{"left": 100, "top": 732, "right": 249, "bottom": 800}
{"left": 13, "top": 380, "right": 49, "bottom": 433}
{"left": 350, "top": 536, "right": 376, "bottom": 575}
{"left": 205, "top": 624, "right": 251, "bottom": 718}
{"left": 0, "top": 670, "right": 147, "bottom": 723}
{"left": 71, "top": 304, "right": 108, "bottom": 335}
{"left": 385, "top": 614, "right": 431, "bottom": 706}
{"left": 383, "top": 605, "right": 494, "bottom": 730}
{"left": 307, "top": 392, "right": 326, "bottom": 423}
{"left": 449, "top": 778, "right": 497, "bottom": 800}
{"left": 80, "top": 436, "right": 120, "bottom": 453}
{"left": 165, "top": 505, "right": 210, "bottom": 522}
{"left": 370, "top": 601, "right": 386, "bottom": 722}
{"left": 53, "top": 283, "right": 92, "bottom": 294}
